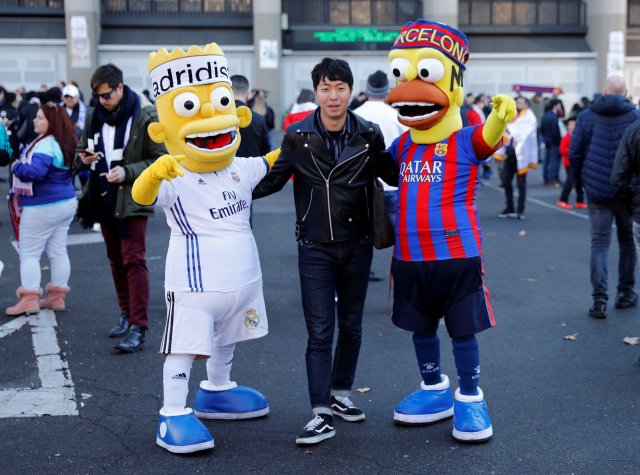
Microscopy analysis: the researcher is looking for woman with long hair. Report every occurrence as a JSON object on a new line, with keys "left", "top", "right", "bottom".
{"left": 6, "top": 102, "right": 78, "bottom": 316}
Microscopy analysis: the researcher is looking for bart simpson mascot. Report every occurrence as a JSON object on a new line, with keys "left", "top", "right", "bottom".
{"left": 132, "top": 43, "right": 279, "bottom": 454}
{"left": 385, "top": 20, "right": 516, "bottom": 442}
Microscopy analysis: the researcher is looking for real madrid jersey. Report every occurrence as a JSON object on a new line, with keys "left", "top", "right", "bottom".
{"left": 156, "top": 156, "right": 269, "bottom": 292}
{"left": 388, "top": 125, "right": 499, "bottom": 262}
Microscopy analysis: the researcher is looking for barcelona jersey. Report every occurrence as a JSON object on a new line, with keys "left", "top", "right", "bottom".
{"left": 388, "top": 125, "right": 499, "bottom": 262}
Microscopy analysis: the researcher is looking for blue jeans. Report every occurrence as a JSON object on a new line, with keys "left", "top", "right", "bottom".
{"left": 544, "top": 145, "right": 561, "bottom": 183}
{"left": 298, "top": 237, "right": 373, "bottom": 409}
{"left": 588, "top": 201, "right": 636, "bottom": 301}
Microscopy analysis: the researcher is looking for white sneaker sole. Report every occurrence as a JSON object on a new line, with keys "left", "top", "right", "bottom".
{"left": 393, "top": 407, "right": 453, "bottom": 424}
{"left": 155, "top": 437, "right": 215, "bottom": 453}
{"left": 194, "top": 406, "right": 269, "bottom": 420}
{"left": 332, "top": 410, "right": 366, "bottom": 422}
{"left": 452, "top": 425, "right": 493, "bottom": 443}
{"left": 295, "top": 430, "right": 336, "bottom": 445}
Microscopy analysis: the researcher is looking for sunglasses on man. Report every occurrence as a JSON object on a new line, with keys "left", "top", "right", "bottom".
{"left": 92, "top": 88, "right": 115, "bottom": 101}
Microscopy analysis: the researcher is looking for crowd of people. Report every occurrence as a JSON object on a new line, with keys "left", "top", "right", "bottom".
{"left": 2, "top": 48, "right": 640, "bottom": 452}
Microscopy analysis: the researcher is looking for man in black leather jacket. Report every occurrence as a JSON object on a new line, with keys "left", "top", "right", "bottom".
{"left": 253, "top": 58, "right": 397, "bottom": 445}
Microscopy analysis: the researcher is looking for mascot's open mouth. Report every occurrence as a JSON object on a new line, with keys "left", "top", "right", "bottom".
{"left": 185, "top": 126, "right": 237, "bottom": 152}
{"left": 392, "top": 102, "right": 443, "bottom": 122}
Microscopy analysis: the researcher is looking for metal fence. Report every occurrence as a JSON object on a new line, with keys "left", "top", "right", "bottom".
{"left": 0, "top": 0, "right": 63, "bottom": 15}
{"left": 283, "top": 0, "right": 421, "bottom": 27}
{"left": 629, "top": 0, "right": 640, "bottom": 27}
{"left": 459, "top": 0, "right": 587, "bottom": 33}
{"left": 102, "top": 0, "right": 253, "bottom": 27}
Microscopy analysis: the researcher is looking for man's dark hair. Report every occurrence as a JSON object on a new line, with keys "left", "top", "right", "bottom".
{"left": 231, "top": 75, "right": 250, "bottom": 94}
{"left": 546, "top": 98, "right": 561, "bottom": 110}
{"left": 311, "top": 58, "right": 353, "bottom": 90}
{"left": 90, "top": 64, "right": 123, "bottom": 92}
{"left": 4, "top": 92, "right": 16, "bottom": 105}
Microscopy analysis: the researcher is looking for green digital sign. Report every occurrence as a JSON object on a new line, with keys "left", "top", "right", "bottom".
{"left": 312, "top": 28, "right": 398, "bottom": 43}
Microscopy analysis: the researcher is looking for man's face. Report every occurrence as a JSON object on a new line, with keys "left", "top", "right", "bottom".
{"left": 315, "top": 76, "right": 351, "bottom": 123}
{"left": 516, "top": 97, "right": 527, "bottom": 111}
{"left": 63, "top": 94, "right": 78, "bottom": 108}
{"left": 94, "top": 83, "right": 124, "bottom": 112}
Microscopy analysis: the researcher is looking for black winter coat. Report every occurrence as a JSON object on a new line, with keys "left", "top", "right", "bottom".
{"left": 253, "top": 110, "right": 397, "bottom": 242}
{"left": 611, "top": 120, "right": 640, "bottom": 222}
{"left": 569, "top": 94, "right": 639, "bottom": 203}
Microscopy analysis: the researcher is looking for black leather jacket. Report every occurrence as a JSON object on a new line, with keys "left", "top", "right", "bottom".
{"left": 253, "top": 111, "right": 397, "bottom": 242}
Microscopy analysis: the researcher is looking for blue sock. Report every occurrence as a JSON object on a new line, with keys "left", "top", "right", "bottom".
{"left": 452, "top": 335, "right": 480, "bottom": 396}
{"left": 412, "top": 330, "right": 441, "bottom": 386}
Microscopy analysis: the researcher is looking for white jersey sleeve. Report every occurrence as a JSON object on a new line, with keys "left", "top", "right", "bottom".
{"left": 234, "top": 156, "right": 270, "bottom": 190}
{"left": 155, "top": 180, "right": 178, "bottom": 209}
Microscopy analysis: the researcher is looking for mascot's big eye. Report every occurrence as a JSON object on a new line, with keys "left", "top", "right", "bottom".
{"left": 416, "top": 58, "right": 445, "bottom": 83}
{"left": 390, "top": 57, "right": 412, "bottom": 82}
{"left": 210, "top": 87, "right": 233, "bottom": 111}
{"left": 173, "top": 92, "right": 200, "bottom": 117}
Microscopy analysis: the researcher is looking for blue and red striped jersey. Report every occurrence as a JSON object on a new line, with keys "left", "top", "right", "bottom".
{"left": 388, "top": 125, "right": 499, "bottom": 262}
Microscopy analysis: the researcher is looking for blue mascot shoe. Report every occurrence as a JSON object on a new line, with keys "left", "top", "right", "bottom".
{"left": 393, "top": 374, "right": 454, "bottom": 424}
{"left": 452, "top": 387, "right": 493, "bottom": 443}
{"left": 194, "top": 381, "right": 270, "bottom": 420}
{"left": 156, "top": 408, "right": 215, "bottom": 454}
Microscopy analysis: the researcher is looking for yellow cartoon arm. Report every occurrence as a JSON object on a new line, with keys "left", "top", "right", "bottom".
{"left": 483, "top": 94, "right": 517, "bottom": 148}
{"left": 264, "top": 148, "right": 281, "bottom": 169}
{"left": 132, "top": 154, "right": 185, "bottom": 205}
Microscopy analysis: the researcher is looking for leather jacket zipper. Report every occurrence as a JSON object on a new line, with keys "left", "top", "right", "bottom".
{"left": 310, "top": 147, "right": 368, "bottom": 240}
{"left": 302, "top": 188, "right": 314, "bottom": 222}
{"left": 348, "top": 155, "right": 369, "bottom": 183}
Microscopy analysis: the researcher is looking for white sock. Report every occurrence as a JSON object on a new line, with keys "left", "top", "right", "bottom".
{"left": 162, "top": 354, "right": 195, "bottom": 415}
{"left": 206, "top": 343, "right": 236, "bottom": 387}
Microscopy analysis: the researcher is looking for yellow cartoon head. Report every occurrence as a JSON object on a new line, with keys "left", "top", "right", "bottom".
{"left": 147, "top": 43, "right": 251, "bottom": 172}
{"left": 387, "top": 20, "right": 469, "bottom": 144}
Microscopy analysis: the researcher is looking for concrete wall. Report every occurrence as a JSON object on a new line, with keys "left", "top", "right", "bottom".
{"left": 0, "top": 40, "right": 67, "bottom": 91}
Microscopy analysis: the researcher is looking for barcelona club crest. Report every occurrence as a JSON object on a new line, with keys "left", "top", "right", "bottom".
{"left": 244, "top": 308, "right": 260, "bottom": 330}
{"left": 435, "top": 143, "right": 448, "bottom": 157}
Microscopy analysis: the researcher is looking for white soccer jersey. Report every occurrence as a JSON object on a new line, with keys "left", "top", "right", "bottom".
{"left": 156, "top": 156, "right": 269, "bottom": 292}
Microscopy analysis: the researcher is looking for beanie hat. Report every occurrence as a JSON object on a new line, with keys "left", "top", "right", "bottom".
{"left": 296, "top": 88, "right": 315, "bottom": 104}
{"left": 392, "top": 19, "right": 470, "bottom": 70}
{"left": 366, "top": 70, "right": 389, "bottom": 99}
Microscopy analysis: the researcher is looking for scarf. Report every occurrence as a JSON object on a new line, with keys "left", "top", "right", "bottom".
{"left": 12, "top": 135, "right": 54, "bottom": 196}
{"left": 81, "top": 85, "right": 140, "bottom": 233}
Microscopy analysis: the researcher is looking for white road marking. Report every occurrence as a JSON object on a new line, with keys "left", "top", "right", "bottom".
{"left": 0, "top": 310, "right": 78, "bottom": 417}
{"left": 482, "top": 181, "right": 589, "bottom": 221}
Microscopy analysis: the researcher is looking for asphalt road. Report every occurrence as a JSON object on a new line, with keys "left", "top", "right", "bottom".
{"left": 0, "top": 167, "right": 639, "bottom": 474}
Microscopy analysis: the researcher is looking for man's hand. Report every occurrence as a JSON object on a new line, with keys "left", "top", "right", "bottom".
{"left": 79, "top": 151, "right": 101, "bottom": 165}
{"left": 106, "top": 165, "right": 126, "bottom": 184}
{"left": 148, "top": 154, "right": 186, "bottom": 183}
{"left": 490, "top": 94, "right": 517, "bottom": 123}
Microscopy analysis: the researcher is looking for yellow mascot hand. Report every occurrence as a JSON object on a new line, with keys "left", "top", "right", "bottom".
{"left": 132, "top": 154, "right": 185, "bottom": 205}
{"left": 264, "top": 148, "right": 281, "bottom": 169}
{"left": 483, "top": 94, "right": 517, "bottom": 148}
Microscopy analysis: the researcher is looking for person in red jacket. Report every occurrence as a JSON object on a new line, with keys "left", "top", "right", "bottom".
{"left": 283, "top": 89, "right": 317, "bottom": 132}
{"left": 557, "top": 115, "right": 587, "bottom": 209}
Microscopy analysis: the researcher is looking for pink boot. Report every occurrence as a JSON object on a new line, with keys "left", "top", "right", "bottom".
{"left": 39, "top": 284, "right": 70, "bottom": 311}
{"left": 6, "top": 287, "right": 42, "bottom": 316}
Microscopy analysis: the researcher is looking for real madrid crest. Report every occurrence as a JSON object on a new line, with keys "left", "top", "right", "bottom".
{"left": 434, "top": 143, "right": 448, "bottom": 157}
{"left": 244, "top": 308, "right": 260, "bottom": 330}
{"left": 231, "top": 171, "right": 240, "bottom": 183}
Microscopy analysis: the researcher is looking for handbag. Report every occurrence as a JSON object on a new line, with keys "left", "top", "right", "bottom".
{"left": 372, "top": 178, "right": 395, "bottom": 250}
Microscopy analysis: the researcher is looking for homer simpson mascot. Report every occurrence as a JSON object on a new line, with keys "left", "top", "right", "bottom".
{"left": 384, "top": 20, "right": 515, "bottom": 442}
{"left": 132, "top": 43, "right": 279, "bottom": 454}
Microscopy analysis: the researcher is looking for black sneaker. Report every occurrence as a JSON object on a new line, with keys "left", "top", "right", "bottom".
{"left": 295, "top": 414, "right": 335, "bottom": 445}
{"left": 615, "top": 291, "right": 638, "bottom": 309}
{"left": 588, "top": 300, "right": 607, "bottom": 319}
{"left": 497, "top": 209, "right": 517, "bottom": 219}
{"left": 331, "top": 395, "right": 366, "bottom": 422}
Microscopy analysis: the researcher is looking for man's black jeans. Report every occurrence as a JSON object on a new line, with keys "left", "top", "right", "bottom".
{"left": 298, "top": 237, "right": 373, "bottom": 409}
